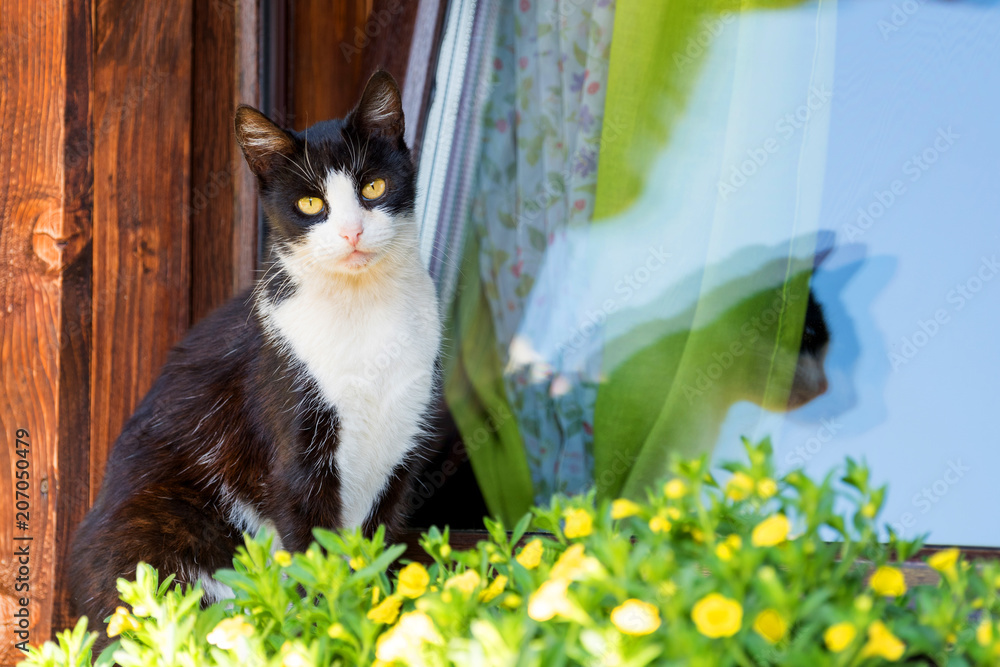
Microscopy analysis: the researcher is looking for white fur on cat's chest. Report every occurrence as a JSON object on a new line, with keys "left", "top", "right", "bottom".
{"left": 266, "top": 269, "right": 440, "bottom": 529}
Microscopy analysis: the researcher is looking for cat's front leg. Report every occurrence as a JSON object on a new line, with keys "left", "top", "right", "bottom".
{"left": 362, "top": 459, "right": 418, "bottom": 542}
{"left": 271, "top": 466, "right": 344, "bottom": 552}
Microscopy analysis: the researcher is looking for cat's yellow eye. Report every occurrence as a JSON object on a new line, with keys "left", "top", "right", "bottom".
{"left": 296, "top": 196, "right": 324, "bottom": 215}
{"left": 361, "top": 178, "right": 387, "bottom": 200}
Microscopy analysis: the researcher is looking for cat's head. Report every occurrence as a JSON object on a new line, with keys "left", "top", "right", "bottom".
{"left": 235, "top": 71, "right": 416, "bottom": 279}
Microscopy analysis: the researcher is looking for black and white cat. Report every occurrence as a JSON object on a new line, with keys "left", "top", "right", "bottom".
{"left": 69, "top": 71, "right": 441, "bottom": 639}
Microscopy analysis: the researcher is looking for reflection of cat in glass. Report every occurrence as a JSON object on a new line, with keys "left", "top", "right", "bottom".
{"left": 595, "top": 267, "right": 831, "bottom": 500}
{"left": 787, "top": 291, "right": 830, "bottom": 409}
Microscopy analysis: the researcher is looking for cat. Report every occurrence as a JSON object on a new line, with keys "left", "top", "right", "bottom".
{"left": 68, "top": 71, "right": 441, "bottom": 645}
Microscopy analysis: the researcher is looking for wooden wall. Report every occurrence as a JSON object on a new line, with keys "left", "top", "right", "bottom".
{"left": 0, "top": 0, "right": 258, "bottom": 659}
{"left": 0, "top": 0, "right": 445, "bottom": 659}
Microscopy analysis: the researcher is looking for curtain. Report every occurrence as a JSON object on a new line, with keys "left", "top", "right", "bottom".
{"left": 445, "top": 0, "right": 836, "bottom": 524}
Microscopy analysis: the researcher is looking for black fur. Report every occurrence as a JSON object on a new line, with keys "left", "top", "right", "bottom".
{"left": 69, "top": 71, "right": 430, "bottom": 650}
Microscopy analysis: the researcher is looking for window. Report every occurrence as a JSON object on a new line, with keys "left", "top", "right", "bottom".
{"left": 417, "top": 0, "right": 1000, "bottom": 547}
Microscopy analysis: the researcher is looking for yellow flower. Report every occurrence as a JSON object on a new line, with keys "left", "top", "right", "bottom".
{"left": 106, "top": 606, "right": 140, "bottom": 637}
{"left": 664, "top": 479, "right": 688, "bottom": 499}
{"left": 327, "top": 623, "right": 348, "bottom": 640}
{"left": 274, "top": 550, "right": 292, "bottom": 567}
{"left": 869, "top": 566, "right": 907, "bottom": 597}
{"left": 691, "top": 593, "right": 743, "bottom": 638}
{"left": 610, "top": 599, "right": 661, "bottom": 636}
{"left": 824, "top": 622, "right": 857, "bottom": 653}
{"left": 205, "top": 617, "right": 254, "bottom": 649}
{"left": 397, "top": 562, "right": 430, "bottom": 598}
{"left": 753, "top": 609, "right": 788, "bottom": 644}
{"left": 372, "top": 587, "right": 381, "bottom": 605}
{"left": 860, "top": 620, "right": 905, "bottom": 661}
{"left": 649, "top": 514, "right": 672, "bottom": 534}
{"left": 445, "top": 569, "right": 481, "bottom": 596}
{"left": 715, "top": 535, "right": 742, "bottom": 561}
{"left": 528, "top": 578, "right": 573, "bottom": 621}
{"left": 658, "top": 580, "right": 678, "bottom": 597}
{"left": 756, "top": 478, "right": 778, "bottom": 499}
{"left": 666, "top": 507, "right": 682, "bottom": 520}
{"left": 501, "top": 593, "right": 523, "bottom": 610}
{"left": 550, "top": 543, "right": 600, "bottom": 581}
{"left": 563, "top": 508, "right": 594, "bottom": 538}
{"left": 611, "top": 498, "right": 641, "bottom": 519}
{"left": 928, "top": 548, "right": 960, "bottom": 581}
{"left": 376, "top": 611, "right": 444, "bottom": 662}
{"left": 280, "top": 646, "right": 310, "bottom": 667}
{"left": 349, "top": 555, "right": 367, "bottom": 570}
{"left": 440, "top": 544, "right": 452, "bottom": 559}
{"left": 977, "top": 617, "right": 993, "bottom": 646}
{"left": 751, "top": 514, "right": 790, "bottom": 547}
{"left": 516, "top": 538, "right": 544, "bottom": 570}
{"left": 861, "top": 502, "right": 878, "bottom": 518}
{"left": 725, "top": 472, "right": 755, "bottom": 501}
{"left": 367, "top": 594, "right": 403, "bottom": 625}
{"left": 479, "top": 575, "right": 508, "bottom": 603}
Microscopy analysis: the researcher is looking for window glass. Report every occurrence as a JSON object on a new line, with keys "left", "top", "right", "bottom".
{"left": 431, "top": 0, "right": 1000, "bottom": 546}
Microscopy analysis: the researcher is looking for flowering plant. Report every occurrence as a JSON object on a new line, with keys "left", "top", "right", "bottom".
{"left": 20, "top": 439, "right": 1000, "bottom": 666}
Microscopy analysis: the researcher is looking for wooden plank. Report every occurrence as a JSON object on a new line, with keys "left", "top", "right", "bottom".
{"left": 290, "top": 0, "right": 373, "bottom": 128}
{"left": 50, "top": 0, "right": 95, "bottom": 634}
{"left": 91, "top": 0, "right": 193, "bottom": 500}
{"left": 191, "top": 0, "right": 260, "bottom": 323}
{"left": 358, "top": 0, "right": 420, "bottom": 85}
{"left": 0, "top": 0, "right": 71, "bottom": 658}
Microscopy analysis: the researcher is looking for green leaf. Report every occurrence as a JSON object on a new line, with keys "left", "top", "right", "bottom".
{"left": 574, "top": 42, "right": 588, "bottom": 67}
{"left": 528, "top": 227, "right": 547, "bottom": 252}
{"left": 514, "top": 274, "right": 535, "bottom": 298}
{"left": 511, "top": 513, "right": 533, "bottom": 546}
{"left": 351, "top": 543, "right": 406, "bottom": 582}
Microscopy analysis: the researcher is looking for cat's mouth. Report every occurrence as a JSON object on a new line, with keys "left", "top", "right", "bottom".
{"left": 342, "top": 249, "right": 376, "bottom": 270}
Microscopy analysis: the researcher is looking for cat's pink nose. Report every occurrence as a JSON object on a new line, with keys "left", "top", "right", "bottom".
{"left": 341, "top": 226, "right": 363, "bottom": 247}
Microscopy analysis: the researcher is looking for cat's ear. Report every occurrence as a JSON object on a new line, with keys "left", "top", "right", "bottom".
{"left": 234, "top": 105, "right": 296, "bottom": 176}
{"left": 351, "top": 70, "right": 405, "bottom": 141}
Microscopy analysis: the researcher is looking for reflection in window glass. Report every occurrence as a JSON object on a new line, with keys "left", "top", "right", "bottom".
{"left": 430, "top": 0, "right": 1000, "bottom": 546}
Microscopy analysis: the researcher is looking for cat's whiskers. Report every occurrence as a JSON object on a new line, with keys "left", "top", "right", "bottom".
{"left": 303, "top": 130, "right": 320, "bottom": 184}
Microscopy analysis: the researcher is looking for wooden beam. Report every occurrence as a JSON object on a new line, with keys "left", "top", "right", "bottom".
{"left": 0, "top": 0, "right": 92, "bottom": 657}
{"left": 191, "top": 0, "right": 260, "bottom": 323}
{"left": 90, "top": 0, "right": 194, "bottom": 500}
{"left": 51, "top": 0, "right": 95, "bottom": 635}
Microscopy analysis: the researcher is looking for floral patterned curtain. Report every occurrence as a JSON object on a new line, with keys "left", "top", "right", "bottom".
{"left": 469, "top": 0, "right": 616, "bottom": 503}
